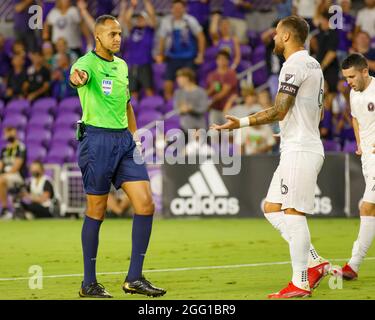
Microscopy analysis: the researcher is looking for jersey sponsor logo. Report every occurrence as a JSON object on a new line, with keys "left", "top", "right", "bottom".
{"left": 102, "top": 79, "right": 113, "bottom": 95}
{"left": 279, "top": 82, "right": 299, "bottom": 97}
{"left": 368, "top": 102, "right": 374, "bottom": 112}
{"left": 170, "top": 161, "right": 240, "bottom": 216}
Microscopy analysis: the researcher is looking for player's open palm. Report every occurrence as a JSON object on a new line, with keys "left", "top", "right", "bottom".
{"left": 211, "top": 115, "right": 240, "bottom": 131}
{"left": 70, "top": 69, "right": 88, "bottom": 86}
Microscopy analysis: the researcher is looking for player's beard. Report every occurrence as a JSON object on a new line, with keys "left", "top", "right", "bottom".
{"left": 273, "top": 42, "right": 284, "bottom": 56}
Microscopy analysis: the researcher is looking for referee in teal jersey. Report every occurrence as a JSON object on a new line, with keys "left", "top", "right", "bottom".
{"left": 69, "top": 15, "right": 165, "bottom": 298}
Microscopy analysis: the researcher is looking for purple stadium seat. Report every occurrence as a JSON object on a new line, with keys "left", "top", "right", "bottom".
{"left": 28, "top": 113, "right": 54, "bottom": 130}
{"left": 240, "top": 45, "right": 252, "bottom": 60}
{"left": 16, "top": 130, "right": 25, "bottom": 142}
{"left": 139, "top": 95, "right": 165, "bottom": 111}
{"left": 247, "top": 30, "right": 262, "bottom": 48}
{"left": 343, "top": 140, "right": 357, "bottom": 153}
{"left": 164, "top": 114, "right": 180, "bottom": 132}
{"left": 5, "top": 99, "right": 30, "bottom": 115}
{"left": 204, "top": 46, "right": 217, "bottom": 60}
{"left": 45, "top": 143, "right": 75, "bottom": 164}
{"left": 26, "top": 128, "right": 52, "bottom": 147}
{"left": 152, "top": 63, "right": 166, "bottom": 93}
{"left": 137, "top": 110, "right": 162, "bottom": 128}
{"left": 237, "top": 60, "right": 252, "bottom": 73}
{"left": 26, "top": 143, "right": 47, "bottom": 164}
{"left": 2, "top": 113, "right": 27, "bottom": 130}
{"left": 161, "top": 99, "right": 174, "bottom": 114}
{"left": 323, "top": 140, "right": 341, "bottom": 152}
{"left": 32, "top": 97, "right": 57, "bottom": 115}
{"left": 51, "top": 127, "right": 76, "bottom": 147}
{"left": 58, "top": 96, "right": 81, "bottom": 115}
{"left": 54, "top": 112, "right": 79, "bottom": 129}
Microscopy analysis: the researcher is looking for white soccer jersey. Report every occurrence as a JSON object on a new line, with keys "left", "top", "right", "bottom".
{"left": 278, "top": 50, "right": 324, "bottom": 156}
{"left": 350, "top": 77, "right": 375, "bottom": 156}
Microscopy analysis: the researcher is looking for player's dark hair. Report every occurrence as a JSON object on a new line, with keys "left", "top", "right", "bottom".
{"left": 280, "top": 15, "right": 310, "bottom": 45}
{"left": 342, "top": 53, "right": 369, "bottom": 71}
{"left": 216, "top": 49, "right": 231, "bottom": 61}
{"left": 95, "top": 14, "right": 117, "bottom": 27}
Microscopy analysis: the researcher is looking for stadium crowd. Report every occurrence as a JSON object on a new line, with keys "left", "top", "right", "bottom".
{"left": 0, "top": 0, "right": 375, "bottom": 161}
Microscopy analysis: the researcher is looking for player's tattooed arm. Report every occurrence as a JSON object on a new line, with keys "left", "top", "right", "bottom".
{"left": 249, "top": 92, "right": 295, "bottom": 126}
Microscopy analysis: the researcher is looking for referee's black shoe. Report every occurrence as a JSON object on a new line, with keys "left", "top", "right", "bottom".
{"left": 79, "top": 282, "right": 113, "bottom": 298}
{"left": 123, "top": 276, "right": 166, "bottom": 297}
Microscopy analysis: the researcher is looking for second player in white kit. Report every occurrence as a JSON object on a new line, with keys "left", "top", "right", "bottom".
{"left": 341, "top": 53, "right": 375, "bottom": 280}
{"left": 211, "top": 16, "right": 330, "bottom": 298}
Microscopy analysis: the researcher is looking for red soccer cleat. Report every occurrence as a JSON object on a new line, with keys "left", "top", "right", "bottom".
{"left": 308, "top": 261, "right": 331, "bottom": 289}
{"left": 268, "top": 282, "right": 311, "bottom": 299}
{"left": 341, "top": 263, "right": 358, "bottom": 280}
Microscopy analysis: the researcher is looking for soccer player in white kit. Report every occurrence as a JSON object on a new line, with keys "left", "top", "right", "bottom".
{"left": 211, "top": 15, "right": 330, "bottom": 298}
{"left": 341, "top": 53, "right": 375, "bottom": 280}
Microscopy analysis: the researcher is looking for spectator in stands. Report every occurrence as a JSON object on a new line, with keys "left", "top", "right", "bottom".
{"left": 121, "top": 0, "right": 156, "bottom": 100}
{"left": 224, "top": 88, "right": 262, "bottom": 116}
{"left": 20, "top": 160, "right": 56, "bottom": 219}
{"left": 174, "top": 68, "right": 209, "bottom": 138}
{"left": 43, "top": 0, "right": 92, "bottom": 56}
{"left": 332, "top": 78, "right": 350, "bottom": 117}
{"left": 157, "top": 0, "right": 206, "bottom": 100}
{"left": 320, "top": 80, "right": 334, "bottom": 141}
{"left": 333, "top": 102, "right": 355, "bottom": 148}
{"left": 24, "top": 51, "right": 51, "bottom": 101}
{"left": 313, "top": 0, "right": 334, "bottom": 27}
{"left": 206, "top": 50, "right": 238, "bottom": 126}
{"left": 336, "top": 0, "right": 355, "bottom": 64}
{"left": 0, "top": 126, "right": 27, "bottom": 220}
{"left": 245, "top": 0, "right": 277, "bottom": 34}
{"left": 234, "top": 119, "right": 276, "bottom": 155}
{"left": 210, "top": 16, "right": 241, "bottom": 70}
{"left": 355, "top": 0, "right": 375, "bottom": 39}
{"left": 14, "top": 0, "right": 39, "bottom": 52}
{"left": 52, "top": 37, "right": 78, "bottom": 69}
{"left": 275, "top": 0, "right": 293, "bottom": 20}
{"left": 0, "top": 33, "right": 11, "bottom": 77}
{"left": 42, "top": 41, "right": 55, "bottom": 70}
{"left": 311, "top": 12, "right": 339, "bottom": 95}
{"left": 292, "top": 0, "right": 318, "bottom": 29}
{"left": 261, "top": 20, "right": 285, "bottom": 99}
{"left": 4, "top": 54, "right": 28, "bottom": 101}
{"left": 350, "top": 31, "right": 375, "bottom": 76}
{"left": 51, "top": 53, "right": 77, "bottom": 100}
{"left": 187, "top": 0, "right": 210, "bottom": 41}
{"left": 221, "top": 0, "right": 252, "bottom": 44}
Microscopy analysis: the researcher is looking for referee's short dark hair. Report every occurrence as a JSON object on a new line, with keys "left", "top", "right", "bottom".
{"left": 280, "top": 15, "right": 310, "bottom": 45}
{"left": 342, "top": 53, "right": 369, "bottom": 71}
{"left": 95, "top": 14, "right": 117, "bottom": 27}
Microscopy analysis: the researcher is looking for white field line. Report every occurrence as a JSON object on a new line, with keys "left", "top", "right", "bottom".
{"left": 0, "top": 257, "right": 374, "bottom": 282}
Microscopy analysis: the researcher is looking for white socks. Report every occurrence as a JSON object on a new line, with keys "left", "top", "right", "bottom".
{"left": 284, "top": 214, "right": 311, "bottom": 290}
{"left": 264, "top": 211, "right": 290, "bottom": 243}
{"left": 264, "top": 211, "right": 322, "bottom": 267}
{"left": 348, "top": 216, "right": 375, "bottom": 272}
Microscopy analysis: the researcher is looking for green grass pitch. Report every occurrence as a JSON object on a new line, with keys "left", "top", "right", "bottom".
{"left": 0, "top": 218, "right": 374, "bottom": 300}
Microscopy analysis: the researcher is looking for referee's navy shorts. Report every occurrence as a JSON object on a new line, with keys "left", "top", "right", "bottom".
{"left": 78, "top": 125, "right": 149, "bottom": 195}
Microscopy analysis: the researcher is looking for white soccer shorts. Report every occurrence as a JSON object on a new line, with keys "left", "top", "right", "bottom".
{"left": 265, "top": 151, "right": 324, "bottom": 214}
{"left": 361, "top": 154, "right": 375, "bottom": 204}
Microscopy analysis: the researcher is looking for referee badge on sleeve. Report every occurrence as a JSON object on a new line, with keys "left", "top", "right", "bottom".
{"left": 102, "top": 79, "right": 113, "bottom": 95}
